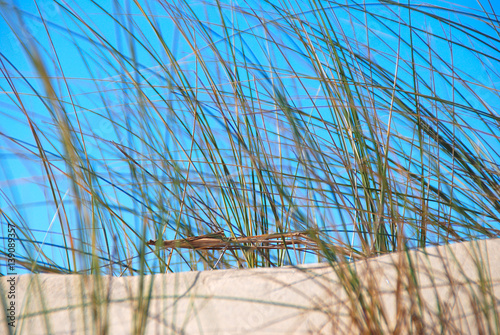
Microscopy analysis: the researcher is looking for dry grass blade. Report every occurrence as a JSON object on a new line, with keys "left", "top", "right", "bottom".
{"left": 147, "top": 231, "right": 360, "bottom": 259}
{"left": 147, "top": 231, "right": 317, "bottom": 250}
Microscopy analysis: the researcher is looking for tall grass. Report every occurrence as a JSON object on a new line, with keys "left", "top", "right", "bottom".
{"left": 2, "top": 1, "right": 500, "bottom": 333}
{"left": 1, "top": 0, "right": 499, "bottom": 275}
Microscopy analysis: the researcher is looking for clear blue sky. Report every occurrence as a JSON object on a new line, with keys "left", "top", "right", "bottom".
{"left": 1, "top": 0, "right": 500, "bottom": 274}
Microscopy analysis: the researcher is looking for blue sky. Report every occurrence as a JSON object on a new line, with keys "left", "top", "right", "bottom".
{"left": 1, "top": 0, "right": 500, "bottom": 274}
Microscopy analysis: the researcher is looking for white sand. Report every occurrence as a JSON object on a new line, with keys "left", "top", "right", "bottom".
{"left": 2, "top": 238, "right": 500, "bottom": 334}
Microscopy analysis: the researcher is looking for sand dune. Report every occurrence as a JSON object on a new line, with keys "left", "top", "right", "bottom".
{"left": 2, "top": 238, "right": 499, "bottom": 334}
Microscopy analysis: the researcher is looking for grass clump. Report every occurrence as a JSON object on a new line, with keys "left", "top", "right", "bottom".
{"left": 1, "top": 0, "right": 499, "bottom": 333}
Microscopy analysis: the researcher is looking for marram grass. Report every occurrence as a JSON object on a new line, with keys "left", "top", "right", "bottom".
{"left": 0, "top": 0, "right": 499, "bottom": 333}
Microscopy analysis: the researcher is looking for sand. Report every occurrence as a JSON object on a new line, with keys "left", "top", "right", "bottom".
{"left": 2, "top": 238, "right": 499, "bottom": 334}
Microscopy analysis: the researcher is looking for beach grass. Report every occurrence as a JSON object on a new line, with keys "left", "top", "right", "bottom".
{"left": 1, "top": 0, "right": 499, "bottom": 333}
